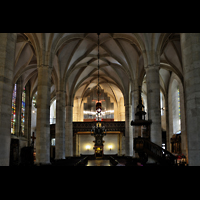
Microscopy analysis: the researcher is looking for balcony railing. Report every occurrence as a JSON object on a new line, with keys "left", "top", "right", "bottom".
{"left": 73, "top": 121, "right": 125, "bottom": 135}
{"left": 134, "top": 137, "right": 177, "bottom": 165}
{"left": 50, "top": 120, "right": 125, "bottom": 136}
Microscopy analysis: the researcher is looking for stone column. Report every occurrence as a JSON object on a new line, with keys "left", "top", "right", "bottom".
{"left": 36, "top": 65, "right": 51, "bottom": 165}
{"left": 132, "top": 86, "right": 140, "bottom": 138}
{"left": 119, "top": 97, "right": 125, "bottom": 121}
{"left": 65, "top": 105, "right": 73, "bottom": 156}
{"left": 77, "top": 97, "right": 81, "bottom": 121}
{"left": 76, "top": 134, "right": 79, "bottom": 156}
{"left": 0, "top": 33, "right": 17, "bottom": 166}
{"left": 145, "top": 65, "right": 162, "bottom": 146}
{"left": 55, "top": 90, "right": 65, "bottom": 159}
{"left": 125, "top": 104, "right": 133, "bottom": 156}
{"left": 131, "top": 86, "right": 140, "bottom": 157}
{"left": 179, "top": 84, "right": 188, "bottom": 162}
{"left": 181, "top": 33, "right": 200, "bottom": 166}
{"left": 165, "top": 92, "right": 170, "bottom": 151}
{"left": 24, "top": 80, "right": 32, "bottom": 146}
{"left": 73, "top": 98, "right": 79, "bottom": 121}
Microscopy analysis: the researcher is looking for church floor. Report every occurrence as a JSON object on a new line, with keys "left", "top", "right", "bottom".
{"left": 86, "top": 159, "right": 111, "bottom": 166}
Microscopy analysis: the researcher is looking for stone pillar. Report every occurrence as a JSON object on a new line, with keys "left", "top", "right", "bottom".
{"left": 55, "top": 90, "right": 65, "bottom": 159}
{"left": 24, "top": 81, "right": 32, "bottom": 146}
{"left": 36, "top": 65, "right": 51, "bottom": 165}
{"left": 76, "top": 134, "right": 79, "bottom": 156}
{"left": 132, "top": 86, "right": 140, "bottom": 138}
{"left": 119, "top": 97, "right": 125, "bottom": 121}
{"left": 165, "top": 92, "right": 170, "bottom": 151}
{"left": 118, "top": 133, "right": 124, "bottom": 155}
{"left": 131, "top": 86, "right": 140, "bottom": 157}
{"left": 121, "top": 135, "right": 126, "bottom": 155}
{"left": 77, "top": 97, "right": 82, "bottom": 121}
{"left": 125, "top": 104, "right": 133, "bottom": 156}
{"left": 0, "top": 33, "right": 17, "bottom": 166}
{"left": 145, "top": 65, "right": 162, "bottom": 146}
{"left": 65, "top": 105, "right": 73, "bottom": 156}
{"left": 181, "top": 33, "right": 200, "bottom": 166}
{"left": 179, "top": 84, "right": 188, "bottom": 162}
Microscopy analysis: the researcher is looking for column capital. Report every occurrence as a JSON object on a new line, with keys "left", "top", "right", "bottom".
{"left": 144, "top": 64, "right": 160, "bottom": 71}
{"left": 131, "top": 88, "right": 139, "bottom": 93}
{"left": 56, "top": 89, "right": 66, "bottom": 94}
{"left": 37, "top": 64, "right": 52, "bottom": 69}
{"left": 65, "top": 104, "right": 73, "bottom": 108}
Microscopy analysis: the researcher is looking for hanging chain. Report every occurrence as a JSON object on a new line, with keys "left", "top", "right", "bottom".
{"left": 97, "top": 33, "right": 100, "bottom": 103}
{"left": 97, "top": 33, "right": 100, "bottom": 122}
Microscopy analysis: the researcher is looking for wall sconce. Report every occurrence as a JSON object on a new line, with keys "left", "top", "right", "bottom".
{"left": 108, "top": 145, "right": 112, "bottom": 151}
{"left": 86, "top": 145, "right": 90, "bottom": 151}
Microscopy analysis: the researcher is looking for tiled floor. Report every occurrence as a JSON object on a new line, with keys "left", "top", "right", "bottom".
{"left": 87, "top": 159, "right": 111, "bottom": 166}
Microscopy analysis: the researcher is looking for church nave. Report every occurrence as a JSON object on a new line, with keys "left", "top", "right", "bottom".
{"left": 1, "top": 33, "right": 200, "bottom": 166}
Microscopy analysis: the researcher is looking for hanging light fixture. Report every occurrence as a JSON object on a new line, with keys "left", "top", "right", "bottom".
{"left": 91, "top": 33, "right": 106, "bottom": 158}
{"left": 96, "top": 32, "right": 102, "bottom": 122}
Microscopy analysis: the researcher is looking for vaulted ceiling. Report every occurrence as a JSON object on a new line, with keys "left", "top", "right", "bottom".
{"left": 14, "top": 33, "right": 183, "bottom": 106}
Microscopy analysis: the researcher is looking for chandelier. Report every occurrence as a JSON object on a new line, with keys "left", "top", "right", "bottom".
{"left": 91, "top": 33, "right": 106, "bottom": 156}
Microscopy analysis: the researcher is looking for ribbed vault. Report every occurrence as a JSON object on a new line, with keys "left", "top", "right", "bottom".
{"left": 13, "top": 33, "right": 183, "bottom": 108}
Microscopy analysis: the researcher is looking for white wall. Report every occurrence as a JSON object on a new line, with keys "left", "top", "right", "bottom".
{"left": 79, "top": 134, "right": 95, "bottom": 155}
{"left": 103, "top": 134, "right": 118, "bottom": 154}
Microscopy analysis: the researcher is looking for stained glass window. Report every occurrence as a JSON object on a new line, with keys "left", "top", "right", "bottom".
{"left": 32, "top": 95, "right": 36, "bottom": 108}
{"left": 21, "top": 87, "right": 25, "bottom": 136}
{"left": 11, "top": 84, "right": 17, "bottom": 134}
{"left": 160, "top": 92, "right": 164, "bottom": 116}
{"left": 177, "top": 88, "right": 181, "bottom": 120}
{"left": 177, "top": 88, "right": 181, "bottom": 132}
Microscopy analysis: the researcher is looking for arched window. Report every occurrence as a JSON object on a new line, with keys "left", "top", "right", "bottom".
{"left": 31, "top": 92, "right": 37, "bottom": 138}
{"left": 50, "top": 99, "right": 56, "bottom": 124}
{"left": 51, "top": 138, "right": 55, "bottom": 146}
{"left": 21, "top": 87, "right": 25, "bottom": 136}
{"left": 177, "top": 88, "right": 181, "bottom": 127}
{"left": 171, "top": 80, "right": 181, "bottom": 134}
{"left": 11, "top": 84, "right": 17, "bottom": 134}
{"left": 160, "top": 91, "right": 164, "bottom": 116}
